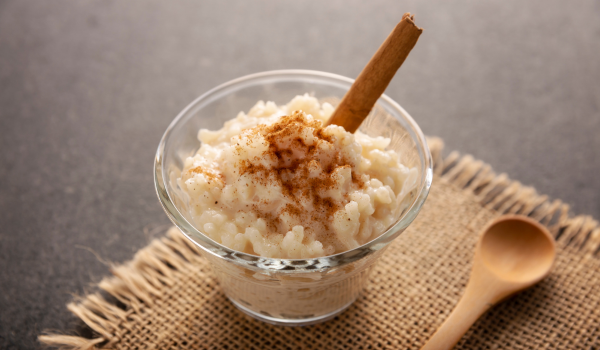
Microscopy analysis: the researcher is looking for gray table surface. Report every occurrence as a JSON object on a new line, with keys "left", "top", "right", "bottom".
{"left": 1, "top": 1, "right": 598, "bottom": 348}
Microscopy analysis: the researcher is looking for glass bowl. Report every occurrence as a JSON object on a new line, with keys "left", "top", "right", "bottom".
{"left": 154, "top": 70, "right": 432, "bottom": 326}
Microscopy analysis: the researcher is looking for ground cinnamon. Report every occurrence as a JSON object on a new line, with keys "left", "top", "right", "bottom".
{"left": 235, "top": 111, "right": 363, "bottom": 242}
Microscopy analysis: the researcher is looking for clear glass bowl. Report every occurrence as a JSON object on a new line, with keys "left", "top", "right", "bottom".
{"left": 154, "top": 70, "right": 432, "bottom": 326}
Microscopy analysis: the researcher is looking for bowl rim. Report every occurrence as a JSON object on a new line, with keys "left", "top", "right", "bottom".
{"left": 154, "top": 69, "right": 433, "bottom": 268}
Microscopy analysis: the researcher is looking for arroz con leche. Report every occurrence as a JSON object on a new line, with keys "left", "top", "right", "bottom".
{"left": 178, "top": 94, "right": 417, "bottom": 258}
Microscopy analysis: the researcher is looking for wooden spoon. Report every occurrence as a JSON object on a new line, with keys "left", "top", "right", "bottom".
{"left": 421, "top": 215, "right": 556, "bottom": 350}
{"left": 325, "top": 13, "right": 423, "bottom": 133}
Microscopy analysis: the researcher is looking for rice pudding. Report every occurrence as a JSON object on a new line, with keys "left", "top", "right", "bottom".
{"left": 178, "top": 94, "right": 417, "bottom": 258}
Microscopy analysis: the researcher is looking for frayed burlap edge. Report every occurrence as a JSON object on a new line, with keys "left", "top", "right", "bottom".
{"left": 39, "top": 136, "right": 600, "bottom": 349}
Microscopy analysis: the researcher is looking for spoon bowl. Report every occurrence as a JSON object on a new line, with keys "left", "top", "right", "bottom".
{"left": 421, "top": 215, "right": 556, "bottom": 350}
{"left": 480, "top": 217, "right": 555, "bottom": 283}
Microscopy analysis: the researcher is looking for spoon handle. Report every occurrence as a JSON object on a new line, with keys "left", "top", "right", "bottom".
{"left": 420, "top": 281, "right": 494, "bottom": 350}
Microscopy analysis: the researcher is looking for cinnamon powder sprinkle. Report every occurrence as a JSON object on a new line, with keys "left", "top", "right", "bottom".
{"left": 233, "top": 111, "right": 365, "bottom": 242}
{"left": 188, "top": 166, "right": 224, "bottom": 184}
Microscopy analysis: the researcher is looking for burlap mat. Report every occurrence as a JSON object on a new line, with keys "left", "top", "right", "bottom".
{"left": 40, "top": 138, "right": 600, "bottom": 349}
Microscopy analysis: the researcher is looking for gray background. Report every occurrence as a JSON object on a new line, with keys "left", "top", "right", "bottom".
{"left": 0, "top": 0, "right": 598, "bottom": 348}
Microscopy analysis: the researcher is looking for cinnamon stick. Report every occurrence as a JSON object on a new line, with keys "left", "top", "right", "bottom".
{"left": 325, "top": 13, "right": 423, "bottom": 133}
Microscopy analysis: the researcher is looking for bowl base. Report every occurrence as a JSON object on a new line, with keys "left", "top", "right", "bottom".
{"left": 228, "top": 298, "right": 355, "bottom": 327}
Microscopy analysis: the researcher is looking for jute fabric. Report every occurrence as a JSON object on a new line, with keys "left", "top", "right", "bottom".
{"left": 40, "top": 138, "right": 600, "bottom": 349}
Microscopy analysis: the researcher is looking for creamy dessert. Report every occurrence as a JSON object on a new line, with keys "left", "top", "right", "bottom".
{"left": 178, "top": 94, "right": 417, "bottom": 258}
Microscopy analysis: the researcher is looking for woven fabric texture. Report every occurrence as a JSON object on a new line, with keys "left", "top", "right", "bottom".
{"left": 40, "top": 138, "right": 600, "bottom": 349}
